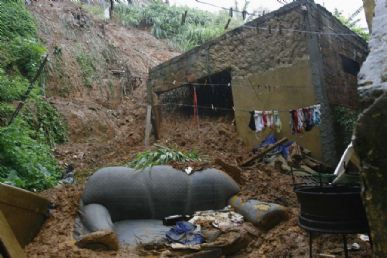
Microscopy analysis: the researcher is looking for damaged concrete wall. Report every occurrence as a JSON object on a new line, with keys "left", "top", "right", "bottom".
{"left": 354, "top": 0, "right": 387, "bottom": 256}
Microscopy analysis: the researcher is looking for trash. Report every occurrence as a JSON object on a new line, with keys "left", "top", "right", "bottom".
{"left": 349, "top": 242, "right": 360, "bottom": 250}
{"left": 188, "top": 206, "right": 244, "bottom": 231}
{"left": 229, "top": 197, "right": 288, "bottom": 230}
{"left": 358, "top": 234, "right": 369, "bottom": 242}
{"left": 170, "top": 243, "right": 201, "bottom": 250}
{"left": 163, "top": 215, "right": 192, "bottom": 226}
{"left": 185, "top": 167, "right": 193, "bottom": 175}
{"left": 59, "top": 163, "right": 76, "bottom": 185}
{"left": 166, "top": 221, "right": 205, "bottom": 245}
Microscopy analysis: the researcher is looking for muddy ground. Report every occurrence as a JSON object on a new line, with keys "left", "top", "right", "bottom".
{"left": 25, "top": 1, "right": 372, "bottom": 257}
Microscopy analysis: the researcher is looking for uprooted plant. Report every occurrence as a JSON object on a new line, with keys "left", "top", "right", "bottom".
{"left": 128, "top": 144, "right": 201, "bottom": 169}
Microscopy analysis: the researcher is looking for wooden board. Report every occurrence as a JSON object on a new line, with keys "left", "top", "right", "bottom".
{"left": 0, "top": 210, "right": 26, "bottom": 258}
{"left": 0, "top": 183, "right": 50, "bottom": 247}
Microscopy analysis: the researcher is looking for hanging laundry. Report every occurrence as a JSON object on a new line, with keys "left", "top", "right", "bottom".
{"left": 249, "top": 110, "right": 282, "bottom": 133}
{"left": 289, "top": 104, "right": 321, "bottom": 134}
{"left": 248, "top": 111, "right": 256, "bottom": 131}
{"left": 254, "top": 111, "right": 264, "bottom": 132}
{"left": 273, "top": 111, "right": 282, "bottom": 133}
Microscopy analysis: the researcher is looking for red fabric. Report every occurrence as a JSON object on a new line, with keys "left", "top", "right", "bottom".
{"left": 262, "top": 111, "right": 267, "bottom": 127}
{"left": 193, "top": 86, "right": 199, "bottom": 124}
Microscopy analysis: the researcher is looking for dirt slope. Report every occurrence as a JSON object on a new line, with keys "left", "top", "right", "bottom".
{"left": 29, "top": 0, "right": 178, "bottom": 175}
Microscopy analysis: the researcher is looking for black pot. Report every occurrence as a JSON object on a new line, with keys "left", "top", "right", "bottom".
{"left": 295, "top": 186, "right": 369, "bottom": 233}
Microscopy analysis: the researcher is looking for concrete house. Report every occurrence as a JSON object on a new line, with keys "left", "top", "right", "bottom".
{"left": 146, "top": 0, "right": 368, "bottom": 166}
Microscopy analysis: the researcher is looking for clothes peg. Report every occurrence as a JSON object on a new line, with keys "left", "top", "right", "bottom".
{"left": 229, "top": 7, "right": 233, "bottom": 17}
{"left": 224, "top": 18, "right": 231, "bottom": 30}
{"left": 242, "top": 10, "right": 247, "bottom": 20}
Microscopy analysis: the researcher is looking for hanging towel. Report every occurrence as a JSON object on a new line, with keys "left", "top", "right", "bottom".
{"left": 248, "top": 111, "right": 256, "bottom": 131}
{"left": 273, "top": 110, "right": 282, "bottom": 133}
{"left": 254, "top": 111, "right": 264, "bottom": 132}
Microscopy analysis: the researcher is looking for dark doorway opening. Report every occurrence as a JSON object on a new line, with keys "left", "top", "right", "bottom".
{"left": 160, "top": 69, "right": 234, "bottom": 118}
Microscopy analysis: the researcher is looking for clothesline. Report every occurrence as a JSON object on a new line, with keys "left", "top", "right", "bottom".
{"left": 151, "top": 102, "right": 321, "bottom": 113}
{"left": 194, "top": 0, "right": 363, "bottom": 37}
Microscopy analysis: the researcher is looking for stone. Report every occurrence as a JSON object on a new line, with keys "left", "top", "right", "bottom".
{"left": 76, "top": 230, "right": 119, "bottom": 251}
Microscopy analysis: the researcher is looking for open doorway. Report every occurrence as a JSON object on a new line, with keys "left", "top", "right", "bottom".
{"left": 160, "top": 69, "right": 234, "bottom": 118}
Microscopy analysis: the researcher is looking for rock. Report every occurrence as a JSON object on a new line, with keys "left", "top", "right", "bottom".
{"left": 76, "top": 230, "right": 119, "bottom": 251}
{"left": 229, "top": 196, "right": 288, "bottom": 230}
{"left": 201, "top": 228, "right": 222, "bottom": 242}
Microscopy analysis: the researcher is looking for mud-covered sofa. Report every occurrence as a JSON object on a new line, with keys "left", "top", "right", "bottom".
{"left": 76, "top": 165, "right": 240, "bottom": 245}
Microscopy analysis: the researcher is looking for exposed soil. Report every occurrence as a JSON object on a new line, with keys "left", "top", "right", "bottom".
{"left": 24, "top": 1, "right": 372, "bottom": 257}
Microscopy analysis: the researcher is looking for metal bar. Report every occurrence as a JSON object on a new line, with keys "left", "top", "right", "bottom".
{"left": 343, "top": 234, "right": 349, "bottom": 258}
{"left": 309, "top": 231, "right": 313, "bottom": 258}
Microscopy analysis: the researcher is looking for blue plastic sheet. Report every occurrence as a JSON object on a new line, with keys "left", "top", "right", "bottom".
{"left": 255, "top": 133, "right": 293, "bottom": 159}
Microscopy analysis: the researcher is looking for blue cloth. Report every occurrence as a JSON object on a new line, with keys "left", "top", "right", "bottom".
{"left": 166, "top": 221, "right": 205, "bottom": 245}
{"left": 255, "top": 133, "right": 293, "bottom": 159}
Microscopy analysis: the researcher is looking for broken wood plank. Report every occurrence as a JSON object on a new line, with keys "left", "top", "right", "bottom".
{"left": 144, "top": 105, "right": 152, "bottom": 146}
{"left": 239, "top": 137, "right": 288, "bottom": 167}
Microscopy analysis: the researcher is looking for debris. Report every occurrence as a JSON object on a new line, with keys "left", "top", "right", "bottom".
{"left": 358, "top": 234, "right": 370, "bottom": 242}
{"left": 76, "top": 230, "right": 119, "bottom": 251}
{"left": 166, "top": 221, "right": 204, "bottom": 246}
{"left": 239, "top": 137, "right": 288, "bottom": 167}
{"left": 170, "top": 243, "right": 201, "bottom": 250}
{"left": 350, "top": 242, "right": 360, "bottom": 250}
{"left": 215, "top": 158, "right": 242, "bottom": 184}
{"left": 189, "top": 207, "right": 244, "bottom": 232}
{"left": 185, "top": 167, "right": 193, "bottom": 175}
{"left": 229, "top": 196, "right": 288, "bottom": 230}
{"left": 163, "top": 215, "right": 192, "bottom": 226}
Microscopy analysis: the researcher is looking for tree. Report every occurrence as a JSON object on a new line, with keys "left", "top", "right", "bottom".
{"left": 333, "top": 7, "right": 369, "bottom": 41}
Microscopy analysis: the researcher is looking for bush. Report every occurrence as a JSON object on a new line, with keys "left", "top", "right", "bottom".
{"left": 0, "top": 0, "right": 66, "bottom": 191}
{"left": 0, "top": 119, "right": 61, "bottom": 191}
{"left": 76, "top": 53, "right": 96, "bottom": 87}
{"left": 334, "top": 106, "right": 359, "bottom": 147}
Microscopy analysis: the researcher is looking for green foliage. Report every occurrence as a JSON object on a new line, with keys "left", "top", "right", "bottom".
{"left": 76, "top": 53, "right": 96, "bottom": 87}
{"left": 22, "top": 96, "right": 68, "bottom": 146}
{"left": 0, "top": 0, "right": 37, "bottom": 41}
{"left": 0, "top": 68, "right": 28, "bottom": 101}
{"left": 128, "top": 145, "right": 201, "bottom": 169}
{"left": 0, "top": 103, "right": 14, "bottom": 126}
{"left": 333, "top": 8, "right": 369, "bottom": 42}
{"left": 114, "top": 2, "right": 243, "bottom": 51}
{"left": 4, "top": 37, "right": 46, "bottom": 79}
{"left": 0, "top": 119, "right": 61, "bottom": 191}
{"left": 334, "top": 106, "right": 359, "bottom": 147}
{"left": 0, "top": 0, "right": 65, "bottom": 191}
